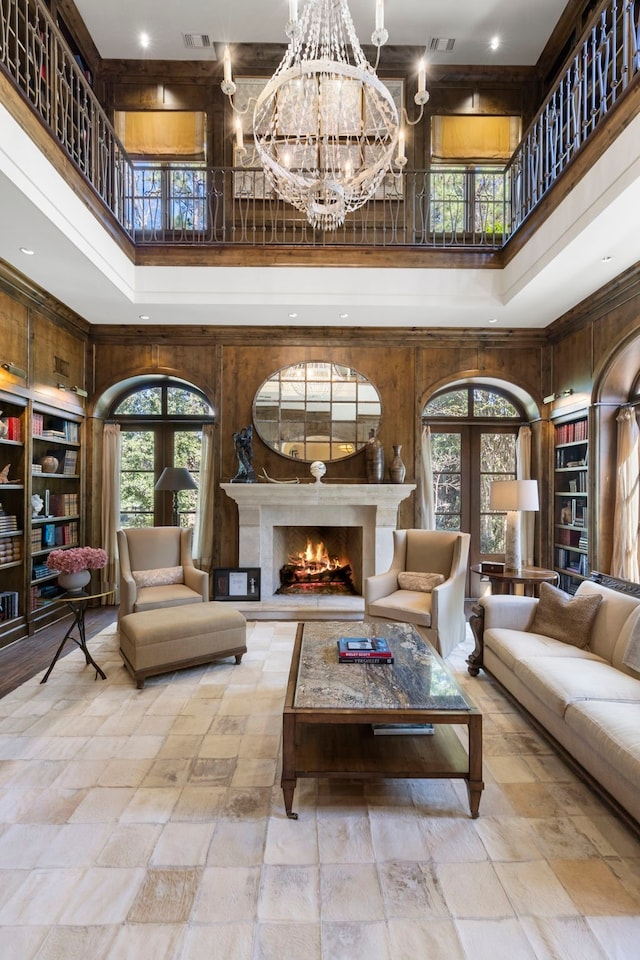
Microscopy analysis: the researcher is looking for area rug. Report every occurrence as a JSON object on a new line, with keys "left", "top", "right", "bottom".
{"left": 0, "top": 621, "right": 638, "bottom": 959}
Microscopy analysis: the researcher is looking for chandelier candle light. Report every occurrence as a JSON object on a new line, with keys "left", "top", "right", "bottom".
{"left": 222, "top": 0, "right": 428, "bottom": 230}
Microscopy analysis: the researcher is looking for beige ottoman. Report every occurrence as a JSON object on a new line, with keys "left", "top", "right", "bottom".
{"left": 119, "top": 602, "right": 247, "bottom": 688}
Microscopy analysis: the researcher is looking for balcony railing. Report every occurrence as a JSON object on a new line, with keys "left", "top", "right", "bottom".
{"left": 1, "top": 0, "right": 638, "bottom": 250}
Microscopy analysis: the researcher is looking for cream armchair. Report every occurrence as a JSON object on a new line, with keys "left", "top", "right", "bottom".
{"left": 117, "top": 526, "right": 209, "bottom": 620}
{"left": 365, "top": 529, "right": 470, "bottom": 658}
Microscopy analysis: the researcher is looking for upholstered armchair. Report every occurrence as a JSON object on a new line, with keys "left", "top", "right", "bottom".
{"left": 365, "top": 529, "right": 471, "bottom": 658}
{"left": 117, "top": 526, "right": 209, "bottom": 620}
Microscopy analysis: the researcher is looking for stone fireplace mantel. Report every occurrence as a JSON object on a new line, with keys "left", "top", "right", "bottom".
{"left": 220, "top": 482, "right": 415, "bottom": 602}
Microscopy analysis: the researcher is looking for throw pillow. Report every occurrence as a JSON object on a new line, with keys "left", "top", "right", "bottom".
{"left": 527, "top": 582, "right": 602, "bottom": 648}
{"left": 132, "top": 565, "right": 184, "bottom": 588}
{"left": 622, "top": 612, "right": 640, "bottom": 673}
{"left": 397, "top": 571, "right": 445, "bottom": 593}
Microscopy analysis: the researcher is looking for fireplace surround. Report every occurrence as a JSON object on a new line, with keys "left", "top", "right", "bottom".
{"left": 221, "top": 483, "right": 415, "bottom": 607}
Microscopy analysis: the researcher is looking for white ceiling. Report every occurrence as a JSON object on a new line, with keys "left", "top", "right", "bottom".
{"left": 74, "top": 0, "right": 568, "bottom": 66}
{"left": 1, "top": 0, "right": 639, "bottom": 330}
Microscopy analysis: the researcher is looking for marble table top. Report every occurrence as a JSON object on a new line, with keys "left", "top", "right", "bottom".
{"left": 293, "top": 621, "right": 471, "bottom": 713}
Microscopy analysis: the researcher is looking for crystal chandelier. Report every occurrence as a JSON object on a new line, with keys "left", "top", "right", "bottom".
{"left": 221, "top": 0, "right": 428, "bottom": 231}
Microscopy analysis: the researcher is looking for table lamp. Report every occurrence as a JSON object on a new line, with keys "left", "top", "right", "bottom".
{"left": 155, "top": 467, "right": 197, "bottom": 525}
{"left": 489, "top": 479, "right": 539, "bottom": 572}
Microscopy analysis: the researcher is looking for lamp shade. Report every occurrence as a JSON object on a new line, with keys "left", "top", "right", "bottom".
{"left": 154, "top": 467, "right": 197, "bottom": 492}
{"left": 490, "top": 479, "right": 539, "bottom": 512}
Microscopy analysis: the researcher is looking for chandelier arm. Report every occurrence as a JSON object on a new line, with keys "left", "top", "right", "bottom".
{"left": 402, "top": 99, "right": 428, "bottom": 128}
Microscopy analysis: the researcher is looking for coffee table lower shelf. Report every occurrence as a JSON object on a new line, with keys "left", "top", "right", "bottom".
{"left": 281, "top": 718, "right": 483, "bottom": 820}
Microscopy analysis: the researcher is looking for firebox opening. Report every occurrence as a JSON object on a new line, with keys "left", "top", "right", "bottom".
{"left": 274, "top": 526, "right": 362, "bottom": 596}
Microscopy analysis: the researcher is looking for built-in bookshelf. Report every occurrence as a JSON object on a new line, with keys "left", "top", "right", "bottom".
{"left": 554, "top": 414, "right": 589, "bottom": 594}
{"left": 0, "top": 392, "right": 28, "bottom": 646}
{"left": 0, "top": 396, "right": 84, "bottom": 648}
{"left": 29, "top": 405, "right": 83, "bottom": 630}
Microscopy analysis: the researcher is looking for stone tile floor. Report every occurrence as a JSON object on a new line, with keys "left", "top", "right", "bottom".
{"left": 0, "top": 619, "right": 638, "bottom": 959}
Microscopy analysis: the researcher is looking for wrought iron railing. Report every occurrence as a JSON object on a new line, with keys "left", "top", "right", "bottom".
{"left": 0, "top": 0, "right": 638, "bottom": 249}
{"left": 507, "top": 0, "right": 640, "bottom": 232}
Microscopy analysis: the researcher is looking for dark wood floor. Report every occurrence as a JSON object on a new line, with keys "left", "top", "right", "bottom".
{"left": 0, "top": 607, "right": 117, "bottom": 698}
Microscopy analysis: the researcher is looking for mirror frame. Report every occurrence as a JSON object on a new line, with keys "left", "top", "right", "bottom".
{"left": 252, "top": 361, "right": 382, "bottom": 463}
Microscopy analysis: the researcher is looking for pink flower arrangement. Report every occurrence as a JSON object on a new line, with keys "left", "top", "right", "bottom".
{"left": 46, "top": 547, "right": 108, "bottom": 574}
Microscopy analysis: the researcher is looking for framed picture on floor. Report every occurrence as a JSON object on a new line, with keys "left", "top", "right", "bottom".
{"left": 213, "top": 567, "right": 261, "bottom": 601}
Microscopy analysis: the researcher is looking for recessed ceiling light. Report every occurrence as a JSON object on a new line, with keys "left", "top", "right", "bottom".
{"left": 19, "top": 247, "right": 35, "bottom": 255}
{"left": 488, "top": 317, "right": 498, "bottom": 324}
{"left": 489, "top": 36, "right": 500, "bottom": 51}
{"left": 601, "top": 255, "right": 613, "bottom": 262}
{"left": 139, "top": 314, "right": 150, "bottom": 320}
{"left": 139, "top": 32, "right": 150, "bottom": 50}
{"left": 288, "top": 312, "right": 298, "bottom": 319}
{"left": 339, "top": 313, "right": 349, "bottom": 319}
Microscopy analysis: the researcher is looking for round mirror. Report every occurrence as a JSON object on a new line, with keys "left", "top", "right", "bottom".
{"left": 253, "top": 361, "right": 382, "bottom": 462}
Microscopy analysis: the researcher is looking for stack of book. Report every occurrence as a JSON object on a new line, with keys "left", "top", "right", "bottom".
{"left": 337, "top": 636, "right": 394, "bottom": 664}
{"left": 0, "top": 537, "right": 21, "bottom": 562}
{"left": 0, "top": 514, "right": 18, "bottom": 533}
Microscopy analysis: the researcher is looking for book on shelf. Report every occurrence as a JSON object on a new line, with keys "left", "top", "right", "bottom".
{"left": 32, "top": 413, "right": 43, "bottom": 436}
{"left": 0, "top": 591, "right": 19, "bottom": 620}
{"left": 372, "top": 723, "right": 434, "bottom": 736}
{"left": 337, "top": 637, "right": 394, "bottom": 663}
{"left": 0, "top": 515, "right": 18, "bottom": 532}
{"left": 5, "top": 416, "right": 22, "bottom": 441}
{"left": 43, "top": 524, "right": 56, "bottom": 547}
{"left": 62, "top": 449, "right": 78, "bottom": 474}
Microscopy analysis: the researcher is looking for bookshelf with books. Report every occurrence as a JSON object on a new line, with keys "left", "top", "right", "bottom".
{"left": 0, "top": 392, "right": 27, "bottom": 646}
{"left": 554, "top": 413, "right": 589, "bottom": 595}
{"left": 29, "top": 405, "right": 84, "bottom": 629}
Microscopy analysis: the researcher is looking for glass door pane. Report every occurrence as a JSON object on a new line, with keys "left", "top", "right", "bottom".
{"left": 173, "top": 429, "right": 202, "bottom": 528}
{"left": 120, "top": 430, "right": 155, "bottom": 527}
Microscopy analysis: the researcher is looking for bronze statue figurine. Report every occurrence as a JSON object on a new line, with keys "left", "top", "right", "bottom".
{"left": 231, "top": 425, "right": 256, "bottom": 483}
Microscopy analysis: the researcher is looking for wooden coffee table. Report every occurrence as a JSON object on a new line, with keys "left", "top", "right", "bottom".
{"left": 281, "top": 621, "right": 483, "bottom": 819}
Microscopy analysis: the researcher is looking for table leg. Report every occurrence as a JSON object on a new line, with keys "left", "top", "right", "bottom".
{"left": 281, "top": 712, "right": 298, "bottom": 819}
{"left": 40, "top": 602, "right": 106, "bottom": 683}
{"left": 467, "top": 602, "right": 485, "bottom": 676}
{"left": 466, "top": 713, "right": 484, "bottom": 818}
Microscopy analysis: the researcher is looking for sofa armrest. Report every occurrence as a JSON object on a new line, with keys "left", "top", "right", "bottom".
{"left": 480, "top": 594, "right": 537, "bottom": 631}
{"left": 183, "top": 565, "right": 209, "bottom": 600}
{"left": 365, "top": 569, "right": 399, "bottom": 606}
{"left": 119, "top": 571, "right": 137, "bottom": 619}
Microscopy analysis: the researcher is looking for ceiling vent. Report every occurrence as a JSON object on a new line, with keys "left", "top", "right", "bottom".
{"left": 183, "top": 33, "right": 214, "bottom": 50}
{"left": 428, "top": 37, "right": 455, "bottom": 52}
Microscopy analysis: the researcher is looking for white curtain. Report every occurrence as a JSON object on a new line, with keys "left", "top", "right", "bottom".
{"left": 101, "top": 422, "right": 121, "bottom": 603}
{"left": 611, "top": 405, "right": 640, "bottom": 581}
{"left": 516, "top": 425, "right": 534, "bottom": 565}
{"left": 193, "top": 423, "right": 215, "bottom": 572}
{"left": 419, "top": 424, "right": 436, "bottom": 529}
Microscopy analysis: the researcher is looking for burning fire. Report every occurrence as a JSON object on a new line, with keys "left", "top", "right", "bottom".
{"left": 288, "top": 539, "right": 342, "bottom": 575}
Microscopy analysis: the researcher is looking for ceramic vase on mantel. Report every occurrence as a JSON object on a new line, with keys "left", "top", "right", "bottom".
{"left": 365, "top": 428, "right": 384, "bottom": 483}
{"left": 389, "top": 444, "right": 406, "bottom": 483}
{"left": 57, "top": 570, "right": 91, "bottom": 593}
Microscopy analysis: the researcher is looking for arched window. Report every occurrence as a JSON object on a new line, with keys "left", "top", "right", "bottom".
{"left": 423, "top": 385, "right": 526, "bottom": 567}
{"left": 109, "top": 380, "right": 214, "bottom": 528}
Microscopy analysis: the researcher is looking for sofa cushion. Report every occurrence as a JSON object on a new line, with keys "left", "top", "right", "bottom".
{"left": 133, "top": 565, "right": 184, "bottom": 588}
{"left": 484, "top": 627, "right": 602, "bottom": 673}
{"left": 621, "top": 609, "right": 640, "bottom": 675}
{"left": 513, "top": 656, "right": 640, "bottom": 718}
{"left": 527, "top": 582, "right": 602, "bottom": 648}
{"left": 397, "top": 571, "right": 444, "bottom": 593}
{"left": 575, "top": 580, "right": 640, "bottom": 664}
{"left": 565, "top": 699, "right": 640, "bottom": 789}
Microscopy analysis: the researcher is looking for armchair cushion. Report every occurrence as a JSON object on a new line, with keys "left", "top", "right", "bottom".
{"left": 133, "top": 565, "right": 184, "bottom": 588}
{"left": 397, "top": 571, "right": 445, "bottom": 593}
